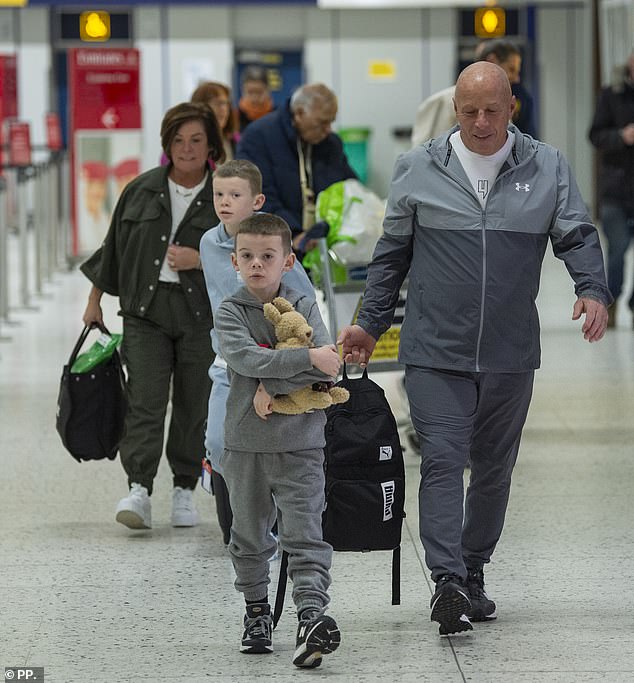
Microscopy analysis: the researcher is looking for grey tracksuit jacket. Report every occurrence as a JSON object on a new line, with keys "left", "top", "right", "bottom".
{"left": 214, "top": 284, "right": 333, "bottom": 453}
{"left": 357, "top": 126, "right": 612, "bottom": 373}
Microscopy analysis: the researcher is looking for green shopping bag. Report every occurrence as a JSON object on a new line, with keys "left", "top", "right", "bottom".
{"left": 70, "top": 330, "right": 123, "bottom": 373}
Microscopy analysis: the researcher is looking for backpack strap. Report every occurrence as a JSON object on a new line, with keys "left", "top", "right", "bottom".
{"left": 342, "top": 361, "right": 369, "bottom": 381}
{"left": 272, "top": 549, "right": 289, "bottom": 628}
{"left": 391, "top": 546, "right": 401, "bottom": 605}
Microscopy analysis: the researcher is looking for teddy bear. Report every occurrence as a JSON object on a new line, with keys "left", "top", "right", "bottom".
{"left": 262, "top": 297, "right": 349, "bottom": 415}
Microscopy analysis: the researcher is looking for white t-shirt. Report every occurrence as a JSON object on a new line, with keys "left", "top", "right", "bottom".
{"left": 450, "top": 131, "right": 515, "bottom": 208}
{"left": 159, "top": 173, "right": 208, "bottom": 283}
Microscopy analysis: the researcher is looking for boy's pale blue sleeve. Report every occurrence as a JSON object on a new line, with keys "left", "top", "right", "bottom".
{"left": 199, "top": 230, "right": 216, "bottom": 307}
{"left": 285, "top": 260, "right": 315, "bottom": 298}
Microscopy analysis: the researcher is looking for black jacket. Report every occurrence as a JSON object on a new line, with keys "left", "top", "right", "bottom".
{"left": 236, "top": 99, "right": 357, "bottom": 234}
{"left": 588, "top": 72, "right": 634, "bottom": 210}
{"left": 81, "top": 165, "right": 217, "bottom": 324}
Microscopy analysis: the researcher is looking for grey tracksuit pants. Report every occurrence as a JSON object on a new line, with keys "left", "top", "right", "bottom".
{"left": 405, "top": 365, "right": 534, "bottom": 581}
{"left": 221, "top": 448, "right": 332, "bottom": 616}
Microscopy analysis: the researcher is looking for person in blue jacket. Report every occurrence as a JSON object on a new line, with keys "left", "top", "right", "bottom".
{"left": 236, "top": 83, "right": 356, "bottom": 254}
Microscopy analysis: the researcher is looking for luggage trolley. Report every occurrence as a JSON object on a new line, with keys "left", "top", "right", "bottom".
{"left": 316, "top": 239, "right": 417, "bottom": 447}
{"left": 317, "top": 238, "right": 406, "bottom": 371}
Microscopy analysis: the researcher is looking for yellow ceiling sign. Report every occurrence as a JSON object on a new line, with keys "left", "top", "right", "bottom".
{"left": 80, "top": 11, "right": 111, "bottom": 42}
{"left": 0, "top": 0, "right": 27, "bottom": 6}
{"left": 368, "top": 60, "right": 397, "bottom": 80}
{"left": 475, "top": 7, "right": 506, "bottom": 37}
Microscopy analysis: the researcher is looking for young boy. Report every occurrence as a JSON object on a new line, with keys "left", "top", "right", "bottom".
{"left": 199, "top": 161, "right": 314, "bottom": 543}
{"left": 214, "top": 214, "right": 342, "bottom": 669}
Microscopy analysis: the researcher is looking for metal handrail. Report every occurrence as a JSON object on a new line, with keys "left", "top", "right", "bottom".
{"left": 0, "top": 151, "right": 69, "bottom": 345}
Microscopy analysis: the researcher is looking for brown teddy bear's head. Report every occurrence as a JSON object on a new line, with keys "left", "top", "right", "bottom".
{"left": 263, "top": 297, "right": 314, "bottom": 349}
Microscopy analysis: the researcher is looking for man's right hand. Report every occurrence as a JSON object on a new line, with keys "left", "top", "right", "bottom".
{"left": 337, "top": 325, "right": 377, "bottom": 368}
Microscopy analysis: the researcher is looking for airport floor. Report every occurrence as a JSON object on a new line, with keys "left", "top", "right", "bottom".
{"left": 1, "top": 234, "right": 634, "bottom": 682}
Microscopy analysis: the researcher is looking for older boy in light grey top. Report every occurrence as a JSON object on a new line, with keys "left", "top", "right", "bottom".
{"left": 214, "top": 213, "right": 341, "bottom": 669}
{"left": 199, "top": 160, "right": 314, "bottom": 474}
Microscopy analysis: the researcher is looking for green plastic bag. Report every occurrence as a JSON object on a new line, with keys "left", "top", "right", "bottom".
{"left": 302, "top": 179, "right": 385, "bottom": 286}
{"left": 70, "top": 331, "right": 123, "bottom": 373}
{"left": 302, "top": 181, "right": 355, "bottom": 286}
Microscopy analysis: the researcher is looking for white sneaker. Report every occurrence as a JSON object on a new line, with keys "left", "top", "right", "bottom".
{"left": 115, "top": 483, "right": 152, "bottom": 529}
{"left": 171, "top": 487, "right": 199, "bottom": 527}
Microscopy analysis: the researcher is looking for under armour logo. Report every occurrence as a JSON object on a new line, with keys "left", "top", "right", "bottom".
{"left": 515, "top": 183, "right": 530, "bottom": 192}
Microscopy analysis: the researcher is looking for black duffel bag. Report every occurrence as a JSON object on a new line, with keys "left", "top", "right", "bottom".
{"left": 56, "top": 323, "right": 127, "bottom": 462}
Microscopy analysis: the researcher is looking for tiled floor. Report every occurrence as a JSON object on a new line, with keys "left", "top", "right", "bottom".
{"left": 1, "top": 235, "right": 633, "bottom": 682}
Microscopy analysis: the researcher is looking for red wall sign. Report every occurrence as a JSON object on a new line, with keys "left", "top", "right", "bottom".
{"left": 69, "top": 48, "right": 141, "bottom": 130}
{"left": 45, "top": 112, "right": 63, "bottom": 151}
{"left": 8, "top": 121, "right": 31, "bottom": 167}
{"left": 68, "top": 48, "right": 142, "bottom": 256}
{"left": 0, "top": 54, "right": 18, "bottom": 171}
{"left": 0, "top": 54, "right": 17, "bottom": 122}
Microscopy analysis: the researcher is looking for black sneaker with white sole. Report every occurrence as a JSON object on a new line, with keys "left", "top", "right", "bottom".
{"left": 466, "top": 566, "right": 497, "bottom": 621}
{"left": 292, "top": 614, "right": 341, "bottom": 668}
{"left": 430, "top": 573, "right": 473, "bottom": 636}
{"left": 240, "top": 603, "right": 273, "bottom": 654}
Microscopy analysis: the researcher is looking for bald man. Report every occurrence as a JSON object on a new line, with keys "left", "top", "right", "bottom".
{"left": 236, "top": 83, "right": 356, "bottom": 254}
{"left": 339, "top": 62, "right": 611, "bottom": 636}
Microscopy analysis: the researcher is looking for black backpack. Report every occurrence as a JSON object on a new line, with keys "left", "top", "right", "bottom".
{"left": 273, "top": 364, "right": 405, "bottom": 625}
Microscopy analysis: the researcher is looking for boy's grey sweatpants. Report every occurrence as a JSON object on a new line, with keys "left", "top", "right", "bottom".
{"left": 405, "top": 365, "right": 534, "bottom": 582}
{"left": 222, "top": 448, "right": 332, "bottom": 616}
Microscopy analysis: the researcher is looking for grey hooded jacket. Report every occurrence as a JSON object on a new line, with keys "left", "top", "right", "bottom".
{"left": 214, "top": 284, "right": 333, "bottom": 453}
{"left": 357, "top": 126, "right": 611, "bottom": 373}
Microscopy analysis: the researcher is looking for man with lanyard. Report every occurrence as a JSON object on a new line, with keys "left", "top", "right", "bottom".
{"left": 338, "top": 62, "right": 610, "bottom": 636}
{"left": 236, "top": 82, "right": 356, "bottom": 254}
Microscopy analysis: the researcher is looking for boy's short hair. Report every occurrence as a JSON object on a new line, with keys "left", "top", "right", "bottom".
{"left": 236, "top": 213, "right": 292, "bottom": 254}
{"left": 213, "top": 159, "right": 263, "bottom": 196}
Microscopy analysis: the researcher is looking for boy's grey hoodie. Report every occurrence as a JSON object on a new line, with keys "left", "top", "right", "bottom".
{"left": 214, "top": 283, "right": 334, "bottom": 453}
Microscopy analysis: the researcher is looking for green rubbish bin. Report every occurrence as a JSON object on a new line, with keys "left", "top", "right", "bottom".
{"left": 339, "top": 127, "right": 371, "bottom": 184}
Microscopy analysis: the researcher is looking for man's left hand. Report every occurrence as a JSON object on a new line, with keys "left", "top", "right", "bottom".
{"left": 572, "top": 297, "right": 608, "bottom": 342}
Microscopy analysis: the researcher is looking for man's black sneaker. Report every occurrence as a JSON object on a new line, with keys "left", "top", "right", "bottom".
{"left": 430, "top": 573, "right": 473, "bottom": 635}
{"left": 240, "top": 603, "right": 273, "bottom": 654}
{"left": 292, "top": 613, "right": 341, "bottom": 668}
{"left": 466, "top": 566, "right": 497, "bottom": 622}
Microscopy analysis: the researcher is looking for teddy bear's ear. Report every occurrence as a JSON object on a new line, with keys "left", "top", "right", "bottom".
{"left": 263, "top": 302, "right": 281, "bottom": 324}
{"left": 273, "top": 297, "right": 294, "bottom": 314}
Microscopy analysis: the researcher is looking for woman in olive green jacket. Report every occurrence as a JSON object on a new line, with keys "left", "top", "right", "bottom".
{"left": 81, "top": 102, "right": 224, "bottom": 531}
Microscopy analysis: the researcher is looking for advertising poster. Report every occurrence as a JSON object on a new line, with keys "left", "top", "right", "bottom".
{"left": 69, "top": 48, "right": 142, "bottom": 256}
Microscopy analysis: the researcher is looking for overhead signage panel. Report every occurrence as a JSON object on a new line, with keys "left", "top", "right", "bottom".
{"left": 29, "top": 0, "right": 316, "bottom": 5}
{"left": 318, "top": 0, "right": 582, "bottom": 6}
